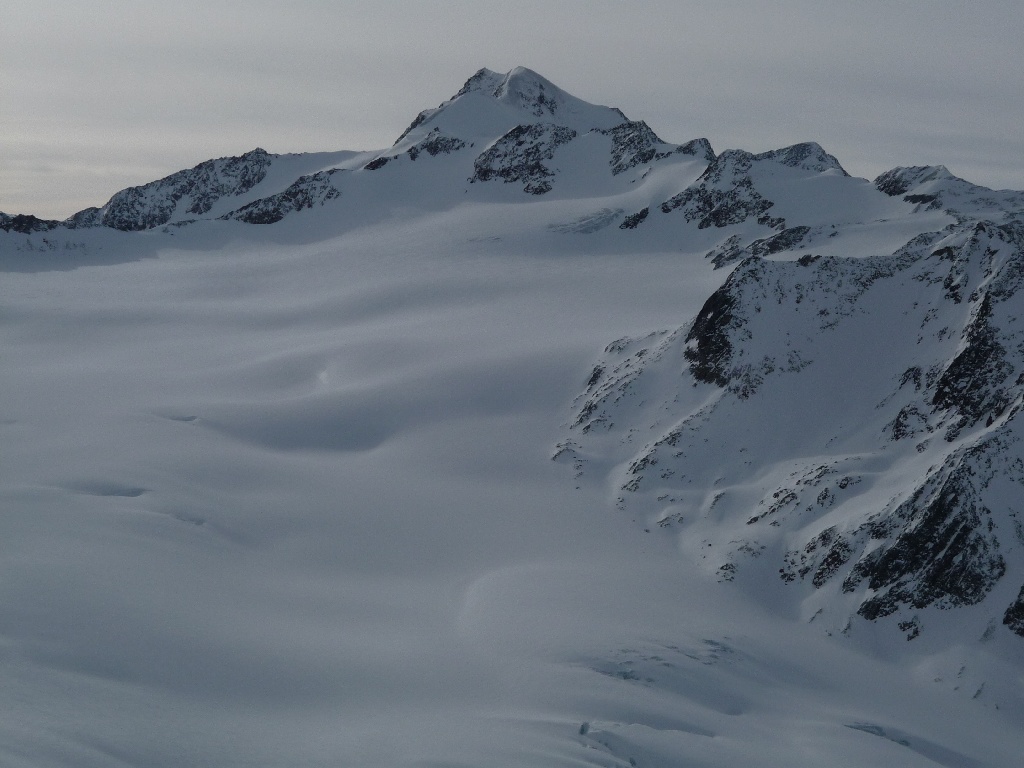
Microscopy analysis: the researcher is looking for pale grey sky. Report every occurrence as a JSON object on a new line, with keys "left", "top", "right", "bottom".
{"left": 3, "top": 0, "right": 1022, "bottom": 219}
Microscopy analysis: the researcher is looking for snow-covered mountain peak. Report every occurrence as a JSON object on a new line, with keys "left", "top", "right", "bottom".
{"left": 875, "top": 164, "right": 958, "bottom": 196}
{"left": 876, "top": 164, "right": 1024, "bottom": 221}
{"left": 453, "top": 67, "right": 506, "bottom": 97}
{"left": 393, "top": 66, "right": 630, "bottom": 149}
{"left": 755, "top": 141, "right": 848, "bottom": 175}
{"left": 490, "top": 66, "right": 627, "bottom": 126}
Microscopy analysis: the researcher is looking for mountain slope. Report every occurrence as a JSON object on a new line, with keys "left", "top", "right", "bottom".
{"left": 3, "top": 66, "right": 1024, "bottom": 767}
{"left": 563, "top": 215, "right": 1024, "bottom": 648}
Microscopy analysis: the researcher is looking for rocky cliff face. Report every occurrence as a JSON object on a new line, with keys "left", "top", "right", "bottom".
{"left": 222, "top": 169, "right": 342, "bottom": 225}
{"left": 90, "top": 148, "right": 274, "bottom": 231}
{"left": 0, "top": 213, "right": 61, "bottom": 234}
{"left": 659, "top": 141, "right": 844, "bottom": 231}
{"left": 563, "top": 212, "right": 1024, "bottom": 641}
{"left": 470, "top": 123, "right": 578, "bottom": 194}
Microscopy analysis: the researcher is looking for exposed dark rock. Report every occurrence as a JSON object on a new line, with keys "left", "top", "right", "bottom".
{"left": 223, "top": 170, "right": 341, "bottom": 224}
{"left": 750, "top": 226, "right": 812, "bottom": 257}
{"left": 88, "top": 148, "right": 273, "bottom": 231}
{"left": 470, "top": 123, "right": 577, "bottom": 194}
{"left": 874, "top": 166, "right": 1024, "bottom": 221}
{"left": 754, "top": 142, "right": 848, "bottom": 175}
{"left": 661, "top": 151, "right": 779, "bottom": 229}
{"left": 407, "top": 128, "right": 467, "bottom": 160}
{"left": 0, "top": 213, "right": 61, "bottom": 233}
{"left": 666, "top": 144, "right": 843, "bottom": 228}
{"left": 890, "top": 404, "right": 927, "bottom": 440}
{"left": 393, "top": 110, "right": 431, "bottom": 145}
{"left": 454, "top": 67, "right": 505, "bottom": 99}
{"left": 897, "top": 617, "right": 922, "bottom": 640}
{"left": 875, "top": 167, "right": 931, "bottom": 197}
{"left": 603, "top": 121, "right": 660, "bottom": 175}
{"left": 490, "top": 67, "right": 589, "bottom": 119}
{"left": 369, "top": 129, "right": 468, "bottom": 169}
{"left": 1003, "top": 585, "right": 1024, "bottom": 636}
{"left": 932, "top": 293, "right": 1012, "bottom": 437}
{"left": 812, "top": 536, "right": 854, "bottom": 588}
{"left": 678, "top": 138, "right": 716, "bottom": 163}
{"left": 363, "top": 156, "right": 391, "bottom": 171}
{"left": 564, "top": 210, "right": 1024, "bottom": 639}
{"left": 619, "top": 208, "right": 649, "bottom": 230}
{"left": 64, "top": 207, "right": 104, "bottom": 229}
{"left": 851, "top": 452, "right": 1006, "bottom": 619}
{"left": 684, "top": 281, "right": 740, "bottom": 387}
{"left": 600, "top": 124, "right": 713, "bottom": 177}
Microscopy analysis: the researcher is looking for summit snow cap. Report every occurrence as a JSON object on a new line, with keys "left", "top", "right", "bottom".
{"left": 393, "top": 66, "right": 629, "bottom": 147}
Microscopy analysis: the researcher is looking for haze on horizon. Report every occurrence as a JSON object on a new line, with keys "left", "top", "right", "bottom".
{"left": 3, "top": 0, "right": 1023, "bottom": 220}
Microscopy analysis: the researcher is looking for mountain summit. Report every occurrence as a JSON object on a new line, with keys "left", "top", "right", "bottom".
{"left": 4, "top": 66, "right": 1024, "bottom": 767}
{"left": 4, "top": 69, "right": 1024, "bottom": 646}
{"left": 3, "top": 66, "right": 1020, "bottom": 239}
{"left": 393, "top": 66, "right": 628, "bottom": 147}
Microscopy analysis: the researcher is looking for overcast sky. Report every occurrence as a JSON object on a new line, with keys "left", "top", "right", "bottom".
{"left": 4, "top": 0, "right": 1023, "bottom": 220}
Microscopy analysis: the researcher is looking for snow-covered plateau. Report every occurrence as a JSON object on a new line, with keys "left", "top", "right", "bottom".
{"left": 2, "top": 67, "right": 1023, "bottom": 766}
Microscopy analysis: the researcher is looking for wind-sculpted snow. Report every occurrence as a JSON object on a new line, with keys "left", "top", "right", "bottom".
{"left": 566, "top": 218, "right": 1024, "bottom": 646}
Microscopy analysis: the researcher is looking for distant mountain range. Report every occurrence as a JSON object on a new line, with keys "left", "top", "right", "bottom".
{"left": 5, "top": 65, "right": 1024, "bottom": 647}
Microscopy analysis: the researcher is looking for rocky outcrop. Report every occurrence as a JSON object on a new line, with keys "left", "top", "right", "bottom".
{"left": 367, "top": 128, "right": 468, "bottom": 170}
{"left": 222, "top": 169, "right": 342, "bottom": 224}
{"left": 619, "top": 208, "right": 649, "bottom": 230}
{"left": 0, "top": 213, "right": 61, "bottom": 233}
{"left": 704, "top": 226, "right": 813, "bottom": 268}
{"left": 601, "top": 122, "right": 713, "bottom": 176}
{"left": 90, "top": 148, "right": 274, "bottom": 231}
{"left": 683, "top": 279, "right": 742, "bottom": 387}
{"left": 563, "top": 215, "right": 1024, "bottom": 640}
{"left": 660, "top": 142, "right": 848, "bottom": 230}
{"left": 471, "top": 123, "right": 577, "bottom": 194}
{"left": 875, "top": 165, "right": 1024, "bottom": 221}
{"left": 843, "top": 439, "right": 1010, "bottom": 619}
{"left": 754, "top": 142, "right": 847, "bottom": 175}
{"left": 661, "top": 150, "right": 782, "bottom": 229}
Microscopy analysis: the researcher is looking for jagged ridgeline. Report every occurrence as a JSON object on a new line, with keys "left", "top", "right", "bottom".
{"left": 565, "top": 213, "right": 1024, "bottom": 642}
{"left": 6, "top": 66, "right": 1024, "bottom": 645}
{"left": 1, "top": 67, "right": 718, "bottom": 232}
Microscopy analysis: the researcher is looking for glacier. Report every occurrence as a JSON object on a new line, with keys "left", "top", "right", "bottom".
{"left": 2, "top": 66, "right": 1023, "bottom": 767}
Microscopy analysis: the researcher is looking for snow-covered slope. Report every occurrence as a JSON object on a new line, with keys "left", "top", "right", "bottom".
{"left": 565, "top": 219, "right": 1024, "bottom": 646}
{"left": 2, "top": 67, "right": 1024, "bottom": 767}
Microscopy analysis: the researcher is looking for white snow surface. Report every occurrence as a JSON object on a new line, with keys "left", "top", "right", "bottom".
{"left": 2, "top": 68, "right": 1023, "bottom": 766}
